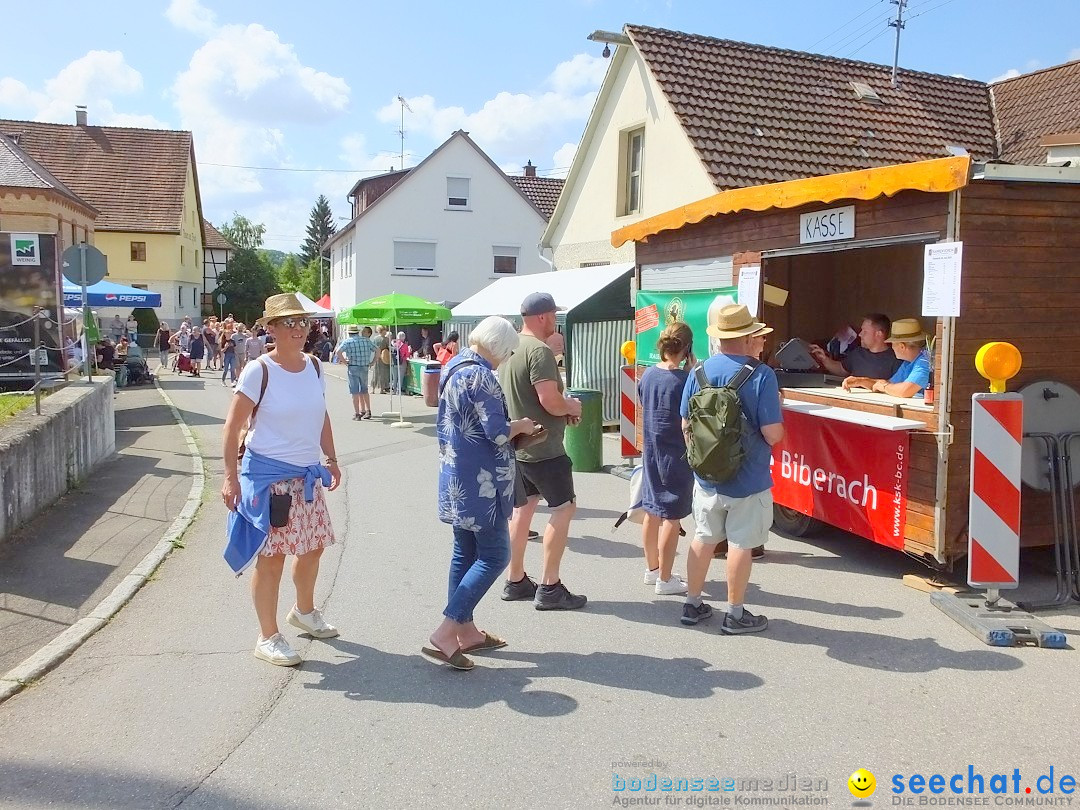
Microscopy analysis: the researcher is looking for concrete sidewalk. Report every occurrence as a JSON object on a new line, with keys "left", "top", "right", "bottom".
{"left": 0, "top": 383, "right": 198, "bottom": 674}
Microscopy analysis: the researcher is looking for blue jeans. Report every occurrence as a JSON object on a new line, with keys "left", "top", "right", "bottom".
{"left": 221, "top": 352, "right": 238, "bottom": 383}
{"left": 444, "top": 522, "right": 511, "bottom": 623}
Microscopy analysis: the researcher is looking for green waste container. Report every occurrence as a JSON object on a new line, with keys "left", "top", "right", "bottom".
{"left": 563, "top": 388, "right": 604, "bottom": 472}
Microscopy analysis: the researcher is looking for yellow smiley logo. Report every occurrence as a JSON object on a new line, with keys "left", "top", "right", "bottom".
{"left": 848, "top": 769, "right": 876, "bottom": 798}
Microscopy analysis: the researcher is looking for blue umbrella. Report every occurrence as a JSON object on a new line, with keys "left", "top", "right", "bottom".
{"left": 62, "top": 280, "right": 162, "bottom": 308}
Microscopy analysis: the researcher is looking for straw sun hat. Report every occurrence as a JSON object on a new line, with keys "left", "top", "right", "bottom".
{"left": 885, "top": 318, "right": 929, "bottom": 344}
{"left": 255, "top": 293, "right": 315, "bottom": 327}
{"left": 706, "top": 303, "right": 773, "bottom": 339}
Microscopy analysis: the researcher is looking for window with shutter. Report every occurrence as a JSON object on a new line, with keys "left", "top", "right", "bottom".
{"left": 447, "top": 176, "right": 470, "bottom": 208}
{"left": 393, "top": 240, "right": 436, "bottom": 273}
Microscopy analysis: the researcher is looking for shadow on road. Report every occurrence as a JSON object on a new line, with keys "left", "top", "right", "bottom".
{"left": 304, "top": 637, "right": 762, "bottom": 714}
{"left": 0, "top": 760, "right": 291, "bottom": 809}
{"left": 763, "top": 618, "right": 1025, "bottom": 672}
{"left": 571, "top": 534, "right": 643, "bottom": 560}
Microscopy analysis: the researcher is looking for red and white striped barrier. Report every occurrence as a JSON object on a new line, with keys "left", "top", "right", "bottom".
{"left": 967, "top": 393, "right": 1023, "bottom": 588}
{"left": 620, "top": 364, "right": 640, "bottom": 459}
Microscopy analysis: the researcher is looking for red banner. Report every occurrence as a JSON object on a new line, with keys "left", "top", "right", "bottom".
{"left": 771, "top": 410, "right": 910, "bottom": 548}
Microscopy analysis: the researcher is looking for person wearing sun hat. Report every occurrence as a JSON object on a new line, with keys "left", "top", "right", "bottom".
{"left": 223, "top": 292, "right": 342, "bottom": 667}
{"left": 335, "top": 322, "right": 377, "bottom": 420}
{"left": 678, "top": 303, "right": 785, "bottom": 634}
{"left": 841, "top": 317, "right": 931, "bottom": 399}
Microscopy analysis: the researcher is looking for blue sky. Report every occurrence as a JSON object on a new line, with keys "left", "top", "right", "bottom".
{"left": 1, "top": 0, "right": 1076, "bottom": 252}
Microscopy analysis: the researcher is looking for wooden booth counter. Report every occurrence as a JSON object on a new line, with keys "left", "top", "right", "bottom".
{"left": 617, "top": 157, "right": 1080, "bottom": 570}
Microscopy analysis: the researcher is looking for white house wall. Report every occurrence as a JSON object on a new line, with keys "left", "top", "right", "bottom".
{"left": 330, "top": 136, "right": 549, "bottom": 310}
{"left": 547, "top": 48, "right": 716, "bottom": 270}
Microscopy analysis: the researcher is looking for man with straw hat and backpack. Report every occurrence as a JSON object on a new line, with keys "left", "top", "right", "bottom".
{"left": 679, "top": 304, "right": 785, "bottom": 633}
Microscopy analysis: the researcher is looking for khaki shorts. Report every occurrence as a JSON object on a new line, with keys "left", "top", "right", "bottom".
{"left": 691, "top": 483, "right": 772, "bottom": 549}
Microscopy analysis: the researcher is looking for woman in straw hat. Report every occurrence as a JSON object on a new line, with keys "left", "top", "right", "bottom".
{"left": 841, "top": 317, "right": 931, "bottom": 399}
{"left": 222, "top": 293, "right": 342, "bottom": 667}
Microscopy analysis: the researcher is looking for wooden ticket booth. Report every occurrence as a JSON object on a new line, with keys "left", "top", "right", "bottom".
{"left": 614, "top": 156, "right": 1080, "bottom": 569}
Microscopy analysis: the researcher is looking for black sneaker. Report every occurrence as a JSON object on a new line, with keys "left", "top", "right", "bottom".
{"left": 721, "top": 608, "right": 768, "bottom": 635}
{"left": 680, "top": 602, "right": 714, "bottom": 626}
{"left": 527, "top": 529, "right": 540, "bottom": 540}
{"left": 353, "top": 413, "right": 362, "bottom": 421}
{"left": 534, "top": 581, "right": 587, "bottom": 611}
{"left": 502, "top": 574, "right": 538, "bottom": 601}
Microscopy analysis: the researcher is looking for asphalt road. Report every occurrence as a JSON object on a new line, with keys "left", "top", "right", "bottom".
{"left": 0, "top": 365, "right": 1077, "bottom": 809}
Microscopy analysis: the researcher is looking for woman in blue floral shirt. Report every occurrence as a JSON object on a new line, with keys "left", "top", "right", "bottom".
{"left": 423, "top": 317, "right": 536, "bottom": 671}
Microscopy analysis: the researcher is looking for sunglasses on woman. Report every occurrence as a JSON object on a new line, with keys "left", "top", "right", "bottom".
{"left": 272, "top": 317, "right": 310, "bottom": 328}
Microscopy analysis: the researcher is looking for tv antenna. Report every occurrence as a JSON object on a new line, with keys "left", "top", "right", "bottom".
{"left": 396, "top": 95, "right": 413, "bottom": 170}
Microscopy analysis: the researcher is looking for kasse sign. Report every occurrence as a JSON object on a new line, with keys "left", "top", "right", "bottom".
{"left": 799, "top": 205, "right": 855, "bottom": 244}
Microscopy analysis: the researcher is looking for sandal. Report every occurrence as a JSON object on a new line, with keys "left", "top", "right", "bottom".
{"left": 461, "top": 631, "right": 507, "bottom": 654}
{"left": 421, "top": 646, "right": 474, "bottom": 671}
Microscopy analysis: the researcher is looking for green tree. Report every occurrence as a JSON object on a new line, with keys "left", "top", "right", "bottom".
{"left": 212, "top": 248, "right": 280, "bottom": 324}
{"left": 299, "top": 258, "right": 322, "bottom": 301}
{"left": 218, "top": 213, "right": 266, "bottom": 251}
{"left": 299, "top": 195, "right": 336, "bottom": 267}
{"left": 277, "top": 254, "right": 303, "bottom": 292}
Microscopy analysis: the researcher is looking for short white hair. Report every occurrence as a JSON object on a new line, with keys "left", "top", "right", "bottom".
{"left": 468, "top": 316, "right": 519, "bottom": 362}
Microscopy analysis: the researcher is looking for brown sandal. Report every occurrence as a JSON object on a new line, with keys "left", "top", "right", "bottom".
{"left": 461, "top": 631, "right": 507, "bottom": 654}
{"left": 421, "top": 646, "right": 474, "bottom": 671}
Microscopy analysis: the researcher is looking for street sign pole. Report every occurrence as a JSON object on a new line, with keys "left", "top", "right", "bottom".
{"left": 80, "top": 244, "right": 91, "bottom": 382}
{"left": 33, "top": 307, "right": 42, "bottom": 415}
{"left": 217, "top": 292, "right": 226, "bottom": 322}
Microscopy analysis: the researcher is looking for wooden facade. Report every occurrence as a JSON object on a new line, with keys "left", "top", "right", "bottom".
{"left": 632, "top": 176, "right": 1080, "bottom": 567}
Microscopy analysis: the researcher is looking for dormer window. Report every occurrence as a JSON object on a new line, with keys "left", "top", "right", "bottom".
{"left": 447, "top": 176, "right": 470, "bottom": 209}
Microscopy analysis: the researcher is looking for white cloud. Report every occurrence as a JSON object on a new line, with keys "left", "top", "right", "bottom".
{"left": 989, "top": 68, "right": 1021, "bottom": 84}
{"left": 170, "top": 19, "right": 351, "bottom": 197}
{"left": 1070, "top": 48, "right": 1080, "bottom": 62}
{"left": 0, "top": 50, "right": 167, "bottom": 128}
{"left": 989, "top": 58, "right": 1042, "bottom": 84}
{"left": 550, "top": 142, "right": 578, "bottom": 178}
{"left": 165, "top": 0, "right": 218, "bottom": 37}
{"left": 378, "top": 53, "right": 606, "bottom": 166}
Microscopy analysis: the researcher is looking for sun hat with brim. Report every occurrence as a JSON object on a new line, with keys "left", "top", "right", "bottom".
{"left": 885, "top": 318, "right": 929, "bottom": 344}
{"left": 255, "top": 293, "right": 315, "bottom": 327}
{"left": 751, "top": 325, "right": 774, "bottom": 338}
{"left": 346, "top": 324, "right": 360, "bottom": 334}
{"left": 706, "top": 304, "right": 770, "bottom": 339}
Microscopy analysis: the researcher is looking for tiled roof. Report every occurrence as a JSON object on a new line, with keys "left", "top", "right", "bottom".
{"left": 0, "top": 133, "right": 96, "bottom": 213}
{"left": 992, "top": 60, "right": 1080, "bottom": 165}
{"left": 0, "top": 119, "right": 193, "bottom": 232}
{"left": 625, "top": 25, "right": 998, "bottom": 189}
{"left": 508, "top": 175, "right": 564, "bottom": 220}
{"left": 202, "top": 218, "right": 234, "bottom": 250}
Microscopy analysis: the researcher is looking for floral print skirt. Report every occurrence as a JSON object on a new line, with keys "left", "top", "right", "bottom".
{"left": 261, "top": 477, "right": 337, "bottom": 557}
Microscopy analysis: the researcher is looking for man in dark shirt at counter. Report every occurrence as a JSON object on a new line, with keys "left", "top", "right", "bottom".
{"left": 809, "top": 313, "right": 901, "bottom": 381}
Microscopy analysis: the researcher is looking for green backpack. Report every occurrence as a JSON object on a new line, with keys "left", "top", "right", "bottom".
{"left": 685, "top": 360, "right": 760, "bottom": 484}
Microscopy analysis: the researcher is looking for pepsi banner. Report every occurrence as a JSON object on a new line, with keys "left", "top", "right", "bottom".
{"left": 62, "top": 281, "right": 161, "bottom": 308}
{"left": 0, "top": 233, "right": 64, "bottom": 379}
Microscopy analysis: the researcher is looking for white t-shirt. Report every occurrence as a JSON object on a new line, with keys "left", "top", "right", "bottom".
{"left": 235, "top": 355, "right": 326, "bottom": 466}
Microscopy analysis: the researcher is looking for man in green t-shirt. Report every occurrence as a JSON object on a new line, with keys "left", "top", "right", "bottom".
{"left": 498, "top": 292, "right": 586, "bottom": 611}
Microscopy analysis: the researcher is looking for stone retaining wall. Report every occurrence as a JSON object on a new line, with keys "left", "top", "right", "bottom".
{"left": 0, "top": 380, "right": 115, "bottom": 545}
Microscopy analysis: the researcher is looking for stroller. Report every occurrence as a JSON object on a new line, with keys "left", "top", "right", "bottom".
{"left": 124, "top": 356, "right": 153, "bottom": 385}
{"left": 173, "top": 351, "right": 198, "bottom": 376}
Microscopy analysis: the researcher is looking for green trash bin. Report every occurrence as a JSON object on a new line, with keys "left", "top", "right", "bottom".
{"left": 563, "top": 388, "right": 604, "bottom": 472}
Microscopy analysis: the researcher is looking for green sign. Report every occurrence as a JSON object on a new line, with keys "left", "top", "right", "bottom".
{"left": 634, "top": 287, "right": 738, "bottom": 366}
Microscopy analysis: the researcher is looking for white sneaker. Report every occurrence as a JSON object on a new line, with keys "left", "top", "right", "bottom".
{"left": 254, "top": 633, "right": 301, "bottom": 666}
{"left": 286, "top": 607, "right": 340, "bottom": 639}
{"left": 655, "top": 575, "right": 688, "bottom": 595}
{"left": 643, "top": 568, "right": 660, "bottom": 585}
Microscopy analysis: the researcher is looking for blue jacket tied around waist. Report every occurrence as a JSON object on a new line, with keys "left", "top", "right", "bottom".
{"left": 224, "top": 450, "right": 332, "bottom": 575}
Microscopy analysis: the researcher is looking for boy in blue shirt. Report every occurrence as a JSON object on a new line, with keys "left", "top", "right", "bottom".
{"left": 679, "top": 305, "right": 785, "bottom": 634}
{"left": 841, "top": 318, "right": 930, "bottom": 399}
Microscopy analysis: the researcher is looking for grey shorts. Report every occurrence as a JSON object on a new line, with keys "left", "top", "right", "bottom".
{"left": 691, "top": 484, "right": 772, "bottom": 549}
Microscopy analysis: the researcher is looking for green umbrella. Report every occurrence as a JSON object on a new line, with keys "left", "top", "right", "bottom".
{"left": 337, "top": 292, "right": 451, "bottom": 428}
{"left": 337, "top": 293, "right": 451, "bottom": 326}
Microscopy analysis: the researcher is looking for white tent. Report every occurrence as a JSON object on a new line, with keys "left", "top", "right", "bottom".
{"left": 450, "top": 263, "right": 635, "bottom": 321}
{"left": 294, "top": 292, "right": 334, "bottom": 315}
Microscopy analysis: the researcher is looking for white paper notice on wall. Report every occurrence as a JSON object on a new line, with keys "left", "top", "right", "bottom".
{"left": 737, "top": 265, "right": 761, "bottom": 317}
{"left": 922, "top": 241, "right": 963, "bottom": 317}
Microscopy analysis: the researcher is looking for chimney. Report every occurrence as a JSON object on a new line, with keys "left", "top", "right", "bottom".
{"left": 524, "top": 160, "right": 536, "bottom": 178}
{"left": 75, "top": 105, "right": 87, "bottom": 127}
